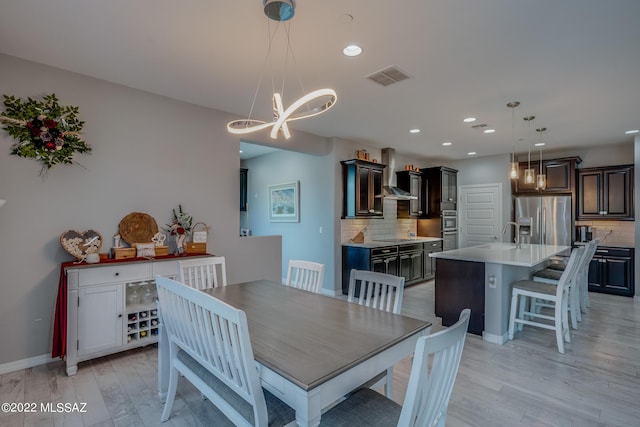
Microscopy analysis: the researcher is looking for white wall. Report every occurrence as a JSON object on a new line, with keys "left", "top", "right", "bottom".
{"left": 0, "top": 54, "right": 283, "bottom": 365}
{"left": 242, "top": 149, "right": 335, "bottom": 293}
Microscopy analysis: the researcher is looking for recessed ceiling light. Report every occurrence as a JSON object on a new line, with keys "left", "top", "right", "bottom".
{"left": 442, "top": 141, "right": 452, "bottom": 146}
{"left": 343, "top": 45, "right": 363, "bottom": 57}
{"left": 463, "top": 117, "right": 476, "bottom": 123}
{"left": 625, "top": 129, "right": 639, "bottom": 134}
{"left": 534, "top": 142, "right": 545, "bottom": 147}
{"left": 467, "top": 151, "right": 477, "bottom": 156}
{"left": 483, "top": 129, "right": 496, "bottom": 134}
{"left": 409, "top": 128, "right": 421, "bottom": 134}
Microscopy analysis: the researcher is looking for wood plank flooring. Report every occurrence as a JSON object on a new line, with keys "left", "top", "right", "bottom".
{"left": 1, "top": 282, "right": 638, "bottom": 426}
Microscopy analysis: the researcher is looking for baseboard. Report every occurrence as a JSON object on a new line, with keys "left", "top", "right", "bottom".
{"left": 483, "top": 331, "right": 508, "bottom": 345}
{"left": 634, "top": 295, "right": 640, "bottom": 303}
{"left": 0, "top": 353, "right": 58, "bottom": 375}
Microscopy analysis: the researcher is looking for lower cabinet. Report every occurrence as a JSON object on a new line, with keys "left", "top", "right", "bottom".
{"left": 588, "top": 246, "right": 634, "bottom": 297}
{"left": 65, "top": 255, "right": 211, "bottom": 375}
{"left": 423, "top": 240, "right": 443, "bottom": 280}
{"left": 341, "top": 241, "right": 442, "bottom": 293}
{"left": 399, "top": 244, "right": 424, "bottom": 285}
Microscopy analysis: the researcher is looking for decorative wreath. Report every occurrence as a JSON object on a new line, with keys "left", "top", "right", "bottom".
{"left": 0, "top": 93, "right": 91, "bottom": 174}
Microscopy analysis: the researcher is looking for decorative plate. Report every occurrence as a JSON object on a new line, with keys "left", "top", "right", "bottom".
{"left": 60, "top": 230, "right": 103, "bottom": 260}
{"left": 119, "top": 212, "right": 159, "bottom": 244}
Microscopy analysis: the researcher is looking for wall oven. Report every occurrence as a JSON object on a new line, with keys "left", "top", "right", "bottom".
{"left": 441, "top": 210, "right": 457, "bottom": 232}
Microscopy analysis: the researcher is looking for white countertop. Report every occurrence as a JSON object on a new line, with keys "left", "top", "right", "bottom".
{"left": 342, "top": 237, "right": 443, "bottom": 248}
{"left": 429, "top": 243, "right": 571, "bottom": 267}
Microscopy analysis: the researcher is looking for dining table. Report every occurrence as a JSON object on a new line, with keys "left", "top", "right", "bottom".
{"left": 157, "top": 279, "right": 431, "bottom": 427}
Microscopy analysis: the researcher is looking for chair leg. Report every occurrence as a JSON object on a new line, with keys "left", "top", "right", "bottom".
{"left": 161, "top": 365, "right": 179, "bottom": 422}
{"left": 569, "top": 287, "right": 579, "bottom": 330}
{"left": 518, "top": 295, "right": 526, "bottom": 331}
{"left": 554, "top": 303, "right": 565, "bottom": 354}
{"left": 508, "top": 292, "right": 518, "bottom": 340}
{"left": 561, "top": 294, "right": 571, "bottom": 344}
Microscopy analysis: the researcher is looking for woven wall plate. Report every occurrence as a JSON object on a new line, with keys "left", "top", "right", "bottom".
{"left": 119, "top": 212, "right": 159, "bottom": 245}
{"left": 60, "top": 229, "right": 103, "bottom": 260}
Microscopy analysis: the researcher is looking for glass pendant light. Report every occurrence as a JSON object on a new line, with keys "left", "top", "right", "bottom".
{"left": 507, "top": 102, "right": 520, "bottom": 179}
{"left": 536, "top": 128, "right": 547, "bottom": 190}
{"left": 523, "top": 115, "right": 536, "bottom": 184}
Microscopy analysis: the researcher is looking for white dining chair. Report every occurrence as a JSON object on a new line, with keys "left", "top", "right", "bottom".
{"left": 285, "top": 259, "right": 324, "bottom": 293}
{"left": 179, "top": 256, "right": 227, "bottom": 290}
{"left": 155, "top": 276, "right": 295, "bottom": 426}
{"left": 347, "top": 269, "right": 405, "bottom": 399}
{"left": 508, "top": 247, "right": 584, "bottom": 353}
{"left": 319, "top": 309, "right": 471, "bottom": 427}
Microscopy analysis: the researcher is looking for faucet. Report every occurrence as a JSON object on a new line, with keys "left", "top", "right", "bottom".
{"left": 502, "top": 222, "right": 521, "bottom": 249}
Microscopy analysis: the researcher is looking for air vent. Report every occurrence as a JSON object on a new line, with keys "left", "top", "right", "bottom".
{"left": 471, "top": 123, "right": 488, "bottom": 128}
{"left": 366, "top": 66, "right": 410, "bottom": 87}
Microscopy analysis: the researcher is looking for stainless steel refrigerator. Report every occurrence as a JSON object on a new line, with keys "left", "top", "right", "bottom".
{"left": 515, "top": 195, "right": 572, "bottom": 246}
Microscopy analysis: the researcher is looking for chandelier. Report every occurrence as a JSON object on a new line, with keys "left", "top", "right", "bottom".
{"left": 227, "top": 0, "right": 337, "bottom": 140}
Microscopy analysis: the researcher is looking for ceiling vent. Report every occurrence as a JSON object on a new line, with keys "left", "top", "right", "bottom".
{"left": 471, "top": 123, "right": 488, "bottom": 128}
{"left": 366, "top": 66, "right": 410, "bottom": 87}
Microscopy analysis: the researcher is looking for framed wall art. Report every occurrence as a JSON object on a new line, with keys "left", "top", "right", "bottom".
{"left": 268, "top": 181, "right": 299, "bottom": 222}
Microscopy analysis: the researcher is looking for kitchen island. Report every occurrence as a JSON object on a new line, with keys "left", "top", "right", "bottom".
{"left": 430, "top": 242, "right": 570, "bottom": 344}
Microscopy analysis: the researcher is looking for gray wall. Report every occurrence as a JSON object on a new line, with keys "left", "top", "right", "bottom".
{"left": 242, "top": 149, "right": 335, "bottom": 293}
{"left": 0, "top": 54, "right": 284, "bottom": 366}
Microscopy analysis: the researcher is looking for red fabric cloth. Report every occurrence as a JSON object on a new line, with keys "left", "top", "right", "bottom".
{"left": 51, "top": 253, "right": 207, "bottom": 359}
{"left": 52, "top": 264, "right": 68, "bottom": 358}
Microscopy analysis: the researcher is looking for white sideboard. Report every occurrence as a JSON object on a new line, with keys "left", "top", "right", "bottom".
{"left": 64, "top": 255, "right": 211, "bottom": 375}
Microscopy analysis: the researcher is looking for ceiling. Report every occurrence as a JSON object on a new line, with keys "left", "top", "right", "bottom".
{"left": 2, "top": 0, "right": 639, "bottom": 161}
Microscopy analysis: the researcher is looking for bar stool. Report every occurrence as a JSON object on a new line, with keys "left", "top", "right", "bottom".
{"left": 508, "top": 247, "right": 584, "bottom": 353}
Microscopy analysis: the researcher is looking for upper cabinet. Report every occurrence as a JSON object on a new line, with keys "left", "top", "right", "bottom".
{"left": 512, "top": 157, "right": 581, "bottom": 195}
{"left": 341, "top": 159, "right": 386, "bottom": 218}
{"left": 396, "top": 170, "right": 424, "bottom": 218}
{"left": 423, "top": 166, "right": 458, "bottom": 215}
{"left": 577, "top": 165, "right": 634, "bottom": 220}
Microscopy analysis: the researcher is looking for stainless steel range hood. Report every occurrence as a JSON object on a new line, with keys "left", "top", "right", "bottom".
{"left": 381, "top": 147, "right": 418, "bottom": 200}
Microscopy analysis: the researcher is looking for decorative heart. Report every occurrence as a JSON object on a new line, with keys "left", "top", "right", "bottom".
{"left": 60, "top": 229, "right": 103, "bottom": 260}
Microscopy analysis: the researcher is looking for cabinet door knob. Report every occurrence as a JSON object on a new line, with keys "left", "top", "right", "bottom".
{"left": 118, "top": 314, "right": 122, "bottom": 318}
{"left": 115, "top": 272, "right": 120, "bottom": 276}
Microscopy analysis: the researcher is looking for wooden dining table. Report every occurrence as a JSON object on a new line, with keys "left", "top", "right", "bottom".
{"left": 157, "top": 279, "right": 431, "bottom": 427}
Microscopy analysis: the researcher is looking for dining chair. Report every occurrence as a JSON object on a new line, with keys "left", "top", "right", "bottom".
{"left": 285, "top": 259, "right": 324, "bottom": 293}
{"left": 347, "top": 269, "right": 405, "bottom": 399}
{"left": 508, "top": 247, "right": 584, "bottom": 354}
{"left": 179, "top": 256, "right": 227, "bottom": 290}
{"left": 155, "top": 276, "right": 295, "bottom": 426}
{"left": 319, "top": 309, "right": 471, "bottom": 427}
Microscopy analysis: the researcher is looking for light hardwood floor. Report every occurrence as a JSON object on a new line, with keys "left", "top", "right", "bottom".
{"left": 1, "top": 282, "right": 638, "bottom": 426}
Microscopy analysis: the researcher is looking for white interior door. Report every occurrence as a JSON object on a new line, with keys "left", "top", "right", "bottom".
{"left": 459, "top": 184, "right": 503, "bottom": 248}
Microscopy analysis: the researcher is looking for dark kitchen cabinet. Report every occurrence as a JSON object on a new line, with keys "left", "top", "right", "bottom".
{"left": 399, "top": 243, "right": 424, "bottom": 285}
{"left": 341, "top": 159, "right": 386, "bottom": 218}
{"left": 396, "top": 170, "right": 424, "bottom": 218}
{"left": 342, "top": 245, "right": 399, "bottom": 294}
{"left": 588, "top": 246, "right": 634, "bottom": 297}
{"left": 423, "top": 166, "right": 458, "bottom": 215}
{"left": 435, "top": 258, "right": 485, "bottom": 335}
{"left": 512, "top": 157, "right": 581, "bottom": 195}
{"left": 240, "top": 168, "right": 248, "bottom": 211}
{"left": 577, "top": 165, "right": 634, "bottom": 220}
{"left": 423, "top": 240, "right": 443, "bottom": 280}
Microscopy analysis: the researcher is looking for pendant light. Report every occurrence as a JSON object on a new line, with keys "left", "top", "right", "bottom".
{"left": 536, "top": 128, "right": 547, "bottom": 190}
{"left": 227, "top": 0, "right": 337, "bottom": 140}
{"left": 522, "top": 115, "right": 536, "bottom": 184}
{"left": 507, "top": 102, "right": 520, "bottom": 180}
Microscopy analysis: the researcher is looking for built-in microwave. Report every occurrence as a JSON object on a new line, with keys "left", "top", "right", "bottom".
{"left": 441, "top": 210, "right": 457, "bottom": 231}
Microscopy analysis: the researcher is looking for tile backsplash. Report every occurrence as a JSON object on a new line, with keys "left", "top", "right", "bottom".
{"left": 341, "top": 198, "right": 417, "bottom": 243}
{"left": 575, "top": 220, "right": 635, "bottom": 247}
